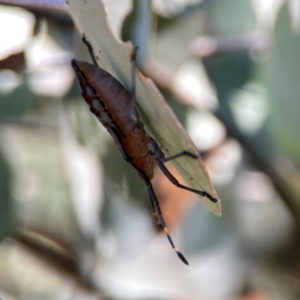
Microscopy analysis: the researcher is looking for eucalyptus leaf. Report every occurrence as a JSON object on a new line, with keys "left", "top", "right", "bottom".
{"left": 68, "top": 0, "right": 220, "bottom": 215}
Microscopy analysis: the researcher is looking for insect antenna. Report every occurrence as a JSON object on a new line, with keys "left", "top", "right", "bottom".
{"left": 141, "top": 173, "right": 189, "bottom": 265}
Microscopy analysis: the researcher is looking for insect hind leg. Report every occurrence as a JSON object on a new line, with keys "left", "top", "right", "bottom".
{"left": 150, "top": 139, "right": 218, "bottom": 203}
{"left": 129, "top": 46, "right": 142, "bottom": 125}
{"left": 140, "top": 172, "right": 189, "bottom": 265}
{"left": 157, "top": 160, "right": 218, "bottom": 203}
{"left": 82, "top": 36, "right": 99, "bottom": 67}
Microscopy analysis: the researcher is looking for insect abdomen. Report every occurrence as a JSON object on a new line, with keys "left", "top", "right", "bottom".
{"left": 71, "top": 59, "right": 155, "bottom": 178}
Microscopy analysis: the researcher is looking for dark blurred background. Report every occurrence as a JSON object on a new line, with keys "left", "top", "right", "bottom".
{"left": 0, "top": 0, "right": 300, "bottom": 299}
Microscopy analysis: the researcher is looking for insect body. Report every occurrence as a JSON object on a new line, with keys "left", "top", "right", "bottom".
{"left": 71, "top": 38, "right": 218, "bottom": 265}
{"left": 71, "top": 60, "right": 155, "bottom": 179}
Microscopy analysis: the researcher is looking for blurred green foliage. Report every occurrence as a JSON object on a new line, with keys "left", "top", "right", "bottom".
{"left": 0, "top": 0, "right": 300, "bottom": 299}
{"left": 0, "top": 150, "right": 12, "bottom": 241}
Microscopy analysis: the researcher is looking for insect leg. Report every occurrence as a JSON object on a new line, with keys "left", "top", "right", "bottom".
{"left": 149, "top": 139, "right": 218, "bottom": 203}
{"left": 157, "top": 161, "right": 218, "bottom": 203}
{"left": 82, "top": 36, "right": 99, "bottom": 67}
{"left": 140, "top": 173, "right": 189, "bottom": 265}
{"left": 149, "top": 138, "right": 199, "bottom": 161}
{"left": 129, "top": 46, "right": 140, "bottom": 124}
{"left": 158, "top": 151, "right": 199, "bottom": 162}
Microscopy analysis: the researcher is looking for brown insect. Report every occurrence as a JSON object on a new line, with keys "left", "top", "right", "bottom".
{"left": 71, "top": 38, "right": 217, "bottom": 265}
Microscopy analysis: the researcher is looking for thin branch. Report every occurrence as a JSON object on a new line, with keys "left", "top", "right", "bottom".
{"left": 0, "top": 0, "right": 68, "bottom": 13}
